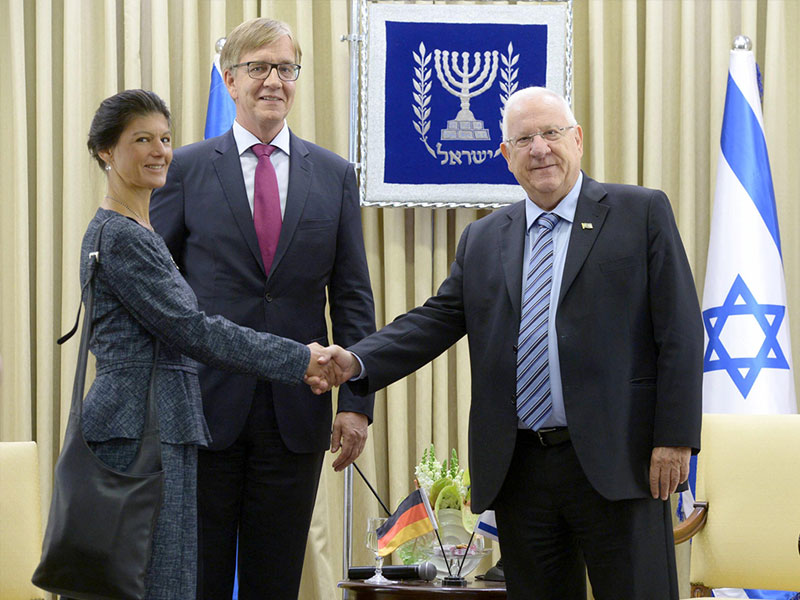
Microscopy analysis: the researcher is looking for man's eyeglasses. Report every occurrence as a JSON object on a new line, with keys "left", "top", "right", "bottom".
{"left": 505, "top": 125, "right": 576, "bottom": 149}
{"left": 231, "top": 61, "right": 301, "bottom": 82}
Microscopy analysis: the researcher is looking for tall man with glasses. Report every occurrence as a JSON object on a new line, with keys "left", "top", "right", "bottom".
{"left": 150, "top": 18, "right": 375, "bottom": 600}
{"left": 325, "top": 86, "right": 703, "bottom": 599}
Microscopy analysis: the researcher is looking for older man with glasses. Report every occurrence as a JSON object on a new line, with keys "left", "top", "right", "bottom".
{"left": 150, "top": 17, "right": 375, "bottom": 600}
{"left": 328, "top": 86, "right": 703, "bottom": 599}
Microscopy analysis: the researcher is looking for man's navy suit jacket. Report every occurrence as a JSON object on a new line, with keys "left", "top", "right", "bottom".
{"left": 151, "top": 128, "right": 376, "bottom": 452}
{"left": 348, "top": 174, "right": 703, "bottom": 512}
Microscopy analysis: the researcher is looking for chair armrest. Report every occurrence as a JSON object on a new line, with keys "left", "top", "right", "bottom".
{"left": 674, "top": 501, "right": 708, "bottom": 545}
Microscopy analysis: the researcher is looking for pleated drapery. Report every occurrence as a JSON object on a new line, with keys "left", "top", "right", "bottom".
{"left": 2, "top": 1, "right": 798, "bottom": 598}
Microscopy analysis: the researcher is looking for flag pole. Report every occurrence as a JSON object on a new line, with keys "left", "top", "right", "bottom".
{"left": 416, "top": 489, "right": 455, "bottom": 579}
{"left": 433, "top": 527, "right": 454, "bottom": 578}
{"left": 352, "top": 462, "right": 391, "bottom": 516}
{"left": 343, "top": 3, "right": 362, "bottom": 595}
{"left": 455, "top": 530, "right": 477, "bottom": 577}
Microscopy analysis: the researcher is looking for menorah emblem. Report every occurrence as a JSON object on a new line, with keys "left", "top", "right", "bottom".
{"left": 433, "top": 49, "right": 499, "bottom": 141}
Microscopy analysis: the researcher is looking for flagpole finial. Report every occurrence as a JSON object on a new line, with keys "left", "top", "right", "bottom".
{"left": 215, "top": 38, "right": 227, "bottom": 54}
{"left": 732, "top": 35, "right": 752, "bottom": 51}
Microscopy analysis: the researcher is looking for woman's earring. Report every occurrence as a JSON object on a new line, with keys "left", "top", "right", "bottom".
{"left": 105, "top": 163, "right": 111, "bottom": 171}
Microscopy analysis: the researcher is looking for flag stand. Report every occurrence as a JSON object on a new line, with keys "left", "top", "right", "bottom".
{"left": 439, "top": 528, "right": 476, "bottom": 587}
{"left": 456, "top": 530, "right": 477, "bottom": 577}
{"left": 433, "top": 528, "right": 455, "bottom": 579}
{"left": 442, "top": 575, "right": 468, "bottom": 587}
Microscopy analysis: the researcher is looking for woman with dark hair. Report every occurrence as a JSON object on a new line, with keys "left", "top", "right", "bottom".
{"left": 72, "top": 89, "right": 334, "bottom": 598}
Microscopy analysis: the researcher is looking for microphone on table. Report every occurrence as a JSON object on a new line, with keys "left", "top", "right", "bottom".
{"left": 348, "top": 562, "right": 437, "bottom": 581}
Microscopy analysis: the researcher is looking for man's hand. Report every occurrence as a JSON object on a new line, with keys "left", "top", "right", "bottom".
{"left": 304, "top": 342, "right": 334, "bottom": 394}
{"left": 326, "top": 345, "right": 361, "bottom": 386}
{"left": 649, "top": 446, "right": 691, "bottom": 500}
{"left": 330, "top": 411, "right": 368, "bottom": 472}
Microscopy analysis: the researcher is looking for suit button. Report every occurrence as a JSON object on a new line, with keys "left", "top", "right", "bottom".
{"left": 265, "top": 293, "right": 273, "bottom": 302}
{"left": 512, "top": 344, "right": 518, "bottom": 353}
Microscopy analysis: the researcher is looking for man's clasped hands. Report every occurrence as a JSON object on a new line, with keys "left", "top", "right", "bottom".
{"left": 304, "top": 343, "right": 361, "bottom": 394}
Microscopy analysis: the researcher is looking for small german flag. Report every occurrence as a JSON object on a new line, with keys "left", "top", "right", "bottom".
{"left": 376, "top": 489, "right": 438, "bottom": 557}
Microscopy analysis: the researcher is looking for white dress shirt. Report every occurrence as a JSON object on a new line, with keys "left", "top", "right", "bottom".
{"left": 232, "top": 119, "right": 291, "bottom": 218}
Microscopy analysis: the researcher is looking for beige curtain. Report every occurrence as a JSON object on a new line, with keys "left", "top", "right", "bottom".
{"left": 1, "top": 1, "right": 798, "bottom": 598}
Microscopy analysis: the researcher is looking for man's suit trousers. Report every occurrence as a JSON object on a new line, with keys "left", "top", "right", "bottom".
{"left": 494, "top": 430, "right": 679, "bottom": 600}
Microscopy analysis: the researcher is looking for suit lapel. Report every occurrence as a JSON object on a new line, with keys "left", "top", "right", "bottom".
{"left": 212, "top": 131, "right": 267, "bottom": 276}
{"left": 557, "top": 175, "right": 609, "bottom": 305}
{"left": 270, "top": 132, "right": 311, "bottom": 278}
{"left": 499, "top": 201, "right": 527, "bottom": 321}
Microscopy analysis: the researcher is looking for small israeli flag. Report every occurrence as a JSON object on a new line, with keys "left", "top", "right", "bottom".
{"left": 698, "top": 36, "right": 798, "bottom": 600}
{"left": 473, "top": 510, "right": 498, "bottom": 541}
{"left": 204, "top": 53, "right": 236, "bottom": 140}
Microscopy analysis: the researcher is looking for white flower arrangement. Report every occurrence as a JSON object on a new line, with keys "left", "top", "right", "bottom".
{"left": 414, "top": 444, "right": 443, "bottom": 496}
{"left": 414, "top": 445, "right": 469, "bottom": 507}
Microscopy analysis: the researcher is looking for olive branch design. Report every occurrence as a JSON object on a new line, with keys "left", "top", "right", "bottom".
{"left": 497, "top": 42, "right": 519, "bottom": 156}
{"left": 412, "top": 42, "right": 436, "bottom": 158}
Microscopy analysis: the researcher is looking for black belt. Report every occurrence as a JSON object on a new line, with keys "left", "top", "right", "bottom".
{"left": 518, "top": 427, "right": 570, "bottom": 447}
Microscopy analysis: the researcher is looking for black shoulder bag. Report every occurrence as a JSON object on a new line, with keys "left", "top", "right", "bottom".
{"left": 32, "top": 218, "right": 164, "bottom": 600}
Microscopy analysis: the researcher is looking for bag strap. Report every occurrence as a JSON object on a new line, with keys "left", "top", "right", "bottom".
{"left": 59, "top": 216, "right": 162, "bottom": 474}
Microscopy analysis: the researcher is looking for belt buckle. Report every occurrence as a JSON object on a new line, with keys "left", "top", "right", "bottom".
{"left": 535, "top": 429, "right": 550, "bottom": 446}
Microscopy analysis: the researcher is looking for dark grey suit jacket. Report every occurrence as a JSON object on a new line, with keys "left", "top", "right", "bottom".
{"left": 150, "top": 129, "right": 375, "bottom": 452}
{"left": 348, "top": 175, "right": 703, "bottom": 512}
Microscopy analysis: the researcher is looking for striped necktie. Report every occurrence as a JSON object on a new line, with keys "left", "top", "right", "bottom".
{"left": 516, "top": 212, "right": 559, "bottom": 431}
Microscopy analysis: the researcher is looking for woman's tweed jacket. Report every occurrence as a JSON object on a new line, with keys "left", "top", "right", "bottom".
{"left": 80, "top": 209, "right": 310, "bottom": 445}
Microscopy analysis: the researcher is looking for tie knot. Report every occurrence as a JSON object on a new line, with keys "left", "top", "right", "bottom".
{"left": 252, "top": 143, "right": 276, "bottom": 159}
{"left": 537, "top": 213, "right": 559, "bottom": 232}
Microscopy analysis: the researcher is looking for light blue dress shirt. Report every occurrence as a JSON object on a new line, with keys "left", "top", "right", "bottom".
{"left": 353, "top": 172, "right": 585, "bottom": 418}
{"left": 519, "top": 172, "right": 583, "bottom": 429}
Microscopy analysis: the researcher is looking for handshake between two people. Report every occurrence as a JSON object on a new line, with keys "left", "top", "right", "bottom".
{"left": 303, "top": 342, "right": 361, "bottom": 395}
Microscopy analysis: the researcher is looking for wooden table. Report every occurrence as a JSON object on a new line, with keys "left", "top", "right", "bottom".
{"left": 339, "top": 579, "right": 507, "bottom": 599}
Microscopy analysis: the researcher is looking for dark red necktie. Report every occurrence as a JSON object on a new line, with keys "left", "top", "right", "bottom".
{"left": 251, "top": 144, "right": 282, "bottom": 274}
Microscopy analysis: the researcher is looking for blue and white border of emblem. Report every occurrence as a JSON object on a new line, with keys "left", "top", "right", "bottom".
{"left": 359, "top": 0, "right": 572, "bottom": 208}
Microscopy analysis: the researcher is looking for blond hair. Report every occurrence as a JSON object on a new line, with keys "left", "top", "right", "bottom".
{"left": 220, "top": 18, "right": 302, "bottom": 72}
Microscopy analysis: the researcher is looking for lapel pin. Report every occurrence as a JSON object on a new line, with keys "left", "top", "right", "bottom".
{"left": 581, "top": 222, "right": 593, "bottom": 230}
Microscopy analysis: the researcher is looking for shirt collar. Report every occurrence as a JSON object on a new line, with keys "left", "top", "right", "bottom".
{"left": 525, "top": 171, "right": 583, "bottom": 232}
{"left": 232, "top": 119, "right": 291, "bottom": 157}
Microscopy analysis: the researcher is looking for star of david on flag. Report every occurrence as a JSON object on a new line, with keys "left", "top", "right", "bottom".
{"left": 703, "top": 274, "right": 789, "bottom": 398}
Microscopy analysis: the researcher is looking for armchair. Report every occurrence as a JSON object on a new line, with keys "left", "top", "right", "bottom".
{"left": 673, "top": 414, "right": 800, "bottom": 597}
{"left": 0, "top": 441, "right": 44, "bottom": 600}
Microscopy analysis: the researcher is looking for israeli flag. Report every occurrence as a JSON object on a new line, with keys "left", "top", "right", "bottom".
{"left": 699, "top": 38, "right": 798, "bottom": 600}
{"left": 701, "top": 43, "right": 795, "bottom": 414}
{"left": 473, "top": 510, "right": 498, "bottom": 542}
{"left": 204, "top": 54, "right": 236, "bottom": 140}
